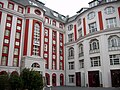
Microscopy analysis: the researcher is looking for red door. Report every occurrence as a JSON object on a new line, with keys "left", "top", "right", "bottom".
{"left": 88, "top": 71, "right": 100, "bottom": 87}
{"left": 76, "top": 72, "right": 81, "bottom": 86}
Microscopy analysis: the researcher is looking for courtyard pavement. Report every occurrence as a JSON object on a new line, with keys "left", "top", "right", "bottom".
{"left": 44, "top": 86, "right": 120, "bottom": 90}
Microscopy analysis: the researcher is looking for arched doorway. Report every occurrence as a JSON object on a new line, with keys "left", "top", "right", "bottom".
{"left": 11, "top": 71, "right": 19, "bottom": 76}
{"left": 45, "top": 73, "right": 50, "bottom": 85}
{"left": 0, "top": 71, "right": 7, "bottom": 75}
{"left": 60, "top": 74, "right": 64, "bottom": 86}
{"left": 52, "top": 73, "right": 56, "bottom": 86}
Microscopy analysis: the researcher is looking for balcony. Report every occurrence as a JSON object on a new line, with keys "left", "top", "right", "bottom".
{"left": 68, "top": 56, "right": 74, "bottom": 60}
{"left": 78, "top": 52, "right": 84, "bottom": 57}
{"left": 108, "top": 46, "right": 120, "bottom": 51}
{"left": 89, "top": 49, "right": 100, "bottom": 54}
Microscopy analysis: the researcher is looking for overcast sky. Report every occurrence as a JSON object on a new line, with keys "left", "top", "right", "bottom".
{"left": 40, "top": 0, "right": 92, "bottom": 17}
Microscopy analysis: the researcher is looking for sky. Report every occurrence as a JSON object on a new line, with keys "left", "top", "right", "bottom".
{"left": 39, "top": 0, "right": 92, "bottom": 17}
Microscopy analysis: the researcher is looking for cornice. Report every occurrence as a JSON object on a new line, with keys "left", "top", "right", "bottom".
{"left": 65, "top": 27, "right": 120, "bottom": 46}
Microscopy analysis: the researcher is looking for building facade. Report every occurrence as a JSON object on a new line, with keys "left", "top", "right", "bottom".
{"left": 0, "top": 0, "right": 120, "bottom": 87}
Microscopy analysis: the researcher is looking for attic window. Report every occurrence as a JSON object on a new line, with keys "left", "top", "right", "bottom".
{"left": 53, "top": 12, "right": 58, "bottom": 17}
{"left": 61, "top": 16, "right": 65, "bottom": 20}
{"left": 35, "top": 9, "right": 41, "bottom": 15}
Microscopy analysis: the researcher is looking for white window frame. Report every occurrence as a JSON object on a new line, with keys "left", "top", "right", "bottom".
{"left": 68, "top": 62, "right": 74, "bottom": 70}
{"left": 110, "top": 54, "right": 120, "bottom": 65}
{"left": 68, "top": 33, "right": 74, "bottom": 42}
{"left": 106, "top": 17, "right": 117, "bottom": 28}
{"left": 87, "top": 12, "right": 95, "bottom": 20}
{"left": 90, "top": 56, "right": 101, "bottom": 67}
{"left": 104, "top": 6, "right": 115, "bottom": 15}
{"left": 69, "top": 75, "right": 74, "bottom": 83}
{"left": 79, "top": 59, "right": 84, "bottom": 69}
{"left": 89, "top": 22, "right": 97, "bottom": 33}
{"left": 90, "top": 39, "right": 99, "bottom": 50}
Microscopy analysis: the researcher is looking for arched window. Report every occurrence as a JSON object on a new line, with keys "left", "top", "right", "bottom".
{"left": 60, "top": 74, "right": 64, "bottom": 86}
{"left": 108, "top": 35, "right": 120, "bottom": 48}
{"left": 31, "top": 63, "right": 40, "bottom": 68}
{"left": 45, "top": 73, "right": 50, "bottom": 85}
{"left": 78, "top": 43, "right": 84, "bottom": 57}
{"left": 68, "top": 47, "right": 74, "bottom": 59}
{"left": 11, "top": 71, "right": 19, "bottom": 76}
{"left": 33, "top": 23, "right": 40, "bottom": 56}
{"left": 90, "top": 39, "right": 99, "bottom": 50}
{"left": 68, "top": 47, "right": 74, "bottom": 57}
{"left": 52, "top": 73, "right": 56, "bottom": 86}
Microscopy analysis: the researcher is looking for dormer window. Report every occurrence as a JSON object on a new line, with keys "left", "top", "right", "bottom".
{"left": 53, "top": 12, "right": 58, "bottom": 17}
{"left": 34, "top": 9, "right": 41, "bottom": 15}
{"left": 106, "top": 0, "right": 117, "bottom": 3}
{"left": 8, "top": 2, "right": 14, "bottom": 10}
{"left": 89, "top": 1, "right": 99, "bottom": 8}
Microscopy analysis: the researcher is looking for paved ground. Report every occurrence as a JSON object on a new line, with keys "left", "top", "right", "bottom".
{"left": 44, "top": 86, "right": 120, "bottom": 90}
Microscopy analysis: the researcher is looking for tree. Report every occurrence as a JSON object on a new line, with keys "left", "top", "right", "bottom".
{"left": 0, "top": 74, "right": 9, "bottom": 90}
{"left": 21, "top": 68, "right": 43, "bottom": 90}
{"left": 9, "top": 73, "right": 23, "bottom": 90}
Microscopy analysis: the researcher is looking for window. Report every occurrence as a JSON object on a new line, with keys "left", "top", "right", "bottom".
{"left": 68, "top": 62, "right": 74, "bottom": 70}
{"left": 31, "top": 63, "right": 40, "bottom": 68}
{"left": 15, "top": 32, "right": 20, "bottom": 39}
{"left": 59, "top": 62, "right": 62, "bottom": 70}
{"left": 4, "top": 39, "right": 9, "bottom": 44}
{"left": 1, "top": 56, "right": 7, "bottom": 66}
{"left": 60, "top": 48, "right": 62, "bottom": 55}
{"left": 0, "top": 2, "right": 3, "bottom": 8}
{"left": 104, "top": 6, "right": 115, "bottom": 14}
{"left": 34, "top": 9, "right": 41, "bottom": 15}
{"left": 33, "top": 45, "right": 39, "bottom": 56}
{"left": 89, "top": 1, "right": 99, "bottom": 8}
{"left": 53, "top": 46, "right": 56, "bottom": 53}
{"left": 79, "top": 59, "right": 84, "bottom": 69}
{"left": 87, "top": 12, "right": 95, "bottom": 20}
{"left": 6, "top": 23, "right": 11, "bottom": 27}
{"left": 45, "top": 17, "right": 49, "bottom": 23}
{"left": 44, "top": 38, "right": 48, "bottom": 42}
{"left": 68, "top": 24, "right": 73, "bottom": 31}
{"left": 44, "top": 44, "right": 48, "bottom": 52}
{"left": 79, "top": 44, "right": 84, "bottom": 57}
{"left": 17, "top": 26, "right": 21, "bottom": 30}
{"left": 106, "top": 18, "right": 117, "bottom": 28}
{"left": 77, "top": 19, "right": 81, "bottom": 26}
{"left": 13, "top": 58, "right": 18, "bottom": 67}
{"left": 52, "top": 61, "right": 56, "bottom": 69}
{"left": 78, "top": 28, "right": 82, "bottom": 38}
{"left": 60, "top": 34, "right": 63, "bottom": 41}
{"left": 14, "top": 48, "right": 19, "bottom": 55}
{"left": 68, "top": 33, "right": 74, "bottom": 42}
{"left": 33, "top": 23, "right": 40, "bottom": 56}
{"left": 59, "top": 23, "right": 63, "bottom": 29}
{"left": 15, "top": 41, "right": 20, "bottom": 46}
{"left": 2, "top": 46, "right": 8, "bottom": 54}
{"left": 52, "top": 31, "right": 56, "bottom": 39}
{"left": 108, "top": 35, "right": 120, "bottom": 48}
{"left": 17, "top": 19, "right": 22, "bottom": 24}
{"left": 4, "top": 30, "right": 10, "bottom": 36}
{"left": 52, "top": 12, "right": 58, "bottom": 17}
{"left": 68, "top": 47, "right": 74, "bottom": 59}
{"left": 69, "top": 75, "right": 74, "bottom": 83}
{"left": 110, "top": 54, "right": 120, "bottom": 65}
{"left": 18, "top": 6, "right": 23, "bottom": 13}
{"left": 7, "top": 16, "right": 12, "bottom": 21}
{"left": 90, "top": 39, "right": 99, "bottom": 50}
{"left": 106, "top": 0, "right": 117, "bottom": 2}
{"left": 89, "top": 22, "right": 97, "bottom": 33}
{"left": 8, "top": 2, "right": 14, "bottom": 10}
{"left": 90, "top": 56, "right": 101, "bottom": 67}
{"left": 52, "top": 20, "right": 56, "bottom": 26}
{"left": 44, "top": 29, "right": 48, "bottom": 36}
